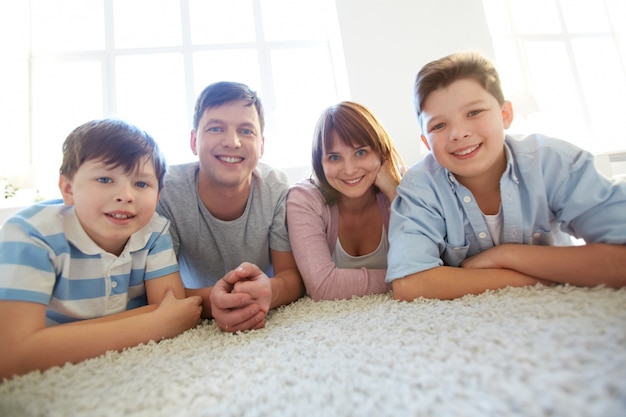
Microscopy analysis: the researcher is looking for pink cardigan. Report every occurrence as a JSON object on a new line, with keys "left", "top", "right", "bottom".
{"left": 286, "top": 180, "right": 392, "bottom": 301}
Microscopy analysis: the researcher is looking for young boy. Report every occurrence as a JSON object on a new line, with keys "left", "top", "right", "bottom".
{"left": 0, "top": 119, "right": 202, "bottom": 379}
{"left": 386, "top": 51, "right": 626, "bottom": 301}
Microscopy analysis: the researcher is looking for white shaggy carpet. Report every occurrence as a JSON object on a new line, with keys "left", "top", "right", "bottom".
{"left": 1, "top": 285, "right": 625, "bottom": 417}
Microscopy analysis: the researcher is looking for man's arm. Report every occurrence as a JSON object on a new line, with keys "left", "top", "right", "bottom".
{"left": 267, "top": 249, "right": 305, "bottom": 309}
{"left": 462, "top": 243, "right": 626, "bottom": 288}
{"left": 391, "top": 266, "right": 548, "bottom": 301}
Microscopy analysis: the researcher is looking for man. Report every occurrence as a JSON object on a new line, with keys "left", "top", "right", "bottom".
{"left": 157, "top": 82, "right": 304, "bottom": 332}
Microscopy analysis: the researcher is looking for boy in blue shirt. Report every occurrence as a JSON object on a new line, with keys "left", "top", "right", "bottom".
{"left": 386, "top": 51, "right": 626, "bottom": 300}
{"left": 0, "top": 119, "right": 202, "bottom": 379}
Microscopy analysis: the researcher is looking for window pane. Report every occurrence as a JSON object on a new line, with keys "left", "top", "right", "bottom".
{"left": 262, "top": 0, "right": 328, "bottom": 41}
{"left": 115, "top": 54, "right": 189, "bottom": 164}
{"left": 509, "top": 0, "right": 562, "bottom": 34}
{"left": 31, "top": 61, "right": 104, "bottom": 196}
{"left": 192, "top": 49, "right": 263, "bottom": 99}
{"left": 189, "top": 0, "right": 256, "bottom": 44}
{"left": 572, "top": 37, "right": 626, "bottom": 152}
{"left": 31, "top": 0, "right": 104, "bottom": 53}
{"left": 481, "top": 0, "right": 512, "bottom": 36}
{"left": 523, "top": 41, "right": 588, "bottom": 145}
{"left": 560, "top": 0, "right": 610, "bottom": 34}
{"left": 113, "top": 0, "right": 182, "bottom": 48}
{"left": 263, "top": 46, "right": 339, "bottom": 168}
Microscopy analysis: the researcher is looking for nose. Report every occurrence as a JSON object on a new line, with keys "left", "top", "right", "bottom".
{"left": 449, "top": 123, "right": 470, "bottom": 142}
{"left": 115, "top": 181, "right": 134, "bottom": 203}
{"left": 343, "top": 157, "right": 358, "bottom": 175}
{"left": 223, "top": 129, "right": 241, "bottom": 148}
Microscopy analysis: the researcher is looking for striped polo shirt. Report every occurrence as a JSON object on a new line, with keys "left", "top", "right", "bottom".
{"left": 0, "top": 200, "right": 179, "bottom": 325}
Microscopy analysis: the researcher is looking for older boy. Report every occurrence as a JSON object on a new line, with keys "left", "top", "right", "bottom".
{"left": 157, "top": 82, "right": 304, "bottom": 333}
{"left": 0, "top": 119, "right": 202, "bottom": 379}
{"left": 386, "top": 51, "right": 626, "bottom": 301}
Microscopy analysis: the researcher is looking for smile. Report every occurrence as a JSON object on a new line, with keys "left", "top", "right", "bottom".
{"left": 107, "top": 213, "right": 134, "bottom": 219}
{"left": 343, "top": 176, "right": 363, "bottom": 185}
{"left": 453, "top": 144, "right": 481, "bottom": 156}
{"left": 217, "top": 155, "right": 244, "bottom": 164}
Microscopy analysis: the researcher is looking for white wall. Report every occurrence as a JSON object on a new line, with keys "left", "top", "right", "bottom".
{"left": 334, "top": 0, "right": 495, "bottom": 168}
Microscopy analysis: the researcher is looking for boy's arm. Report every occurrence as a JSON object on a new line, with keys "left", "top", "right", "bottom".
{"left": 462, "top": 243, "right": 626, "bottom": 288}
{"left": 391, "top": 266, "right": 548, "bottom": 301}
{"left": 0, "top": 290, "right": 201, "bottom": 379}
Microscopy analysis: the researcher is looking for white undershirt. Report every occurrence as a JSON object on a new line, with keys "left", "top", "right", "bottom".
{"left": 483, "top": 208, "right": 503, "bottom": 245}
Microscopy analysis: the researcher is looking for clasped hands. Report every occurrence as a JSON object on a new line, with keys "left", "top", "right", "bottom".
{"left": 210, "top": 262, "right": 272, "bottom": 333}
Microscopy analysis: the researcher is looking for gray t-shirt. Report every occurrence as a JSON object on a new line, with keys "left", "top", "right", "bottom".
{"left": 156, "top": 162, "right": 292, "bottom": 288}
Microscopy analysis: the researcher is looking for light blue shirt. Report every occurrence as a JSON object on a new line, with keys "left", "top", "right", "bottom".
{"left": 0, "top": 200, "right": 178, "bottom": 325}
{"left": 386, "top": 134, "right": 626, "bottom": 282}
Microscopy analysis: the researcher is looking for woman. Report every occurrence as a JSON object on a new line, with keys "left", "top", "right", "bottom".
{"left": 287, "top": 101, "right": 405, "bottom": 300}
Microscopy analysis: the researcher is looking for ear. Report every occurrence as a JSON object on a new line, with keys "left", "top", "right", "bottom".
{"left": 501, "top": 100, "right": 514, "bottom": 129}
{"left": 259, "top": 136, "right": 265, "bottom": 158}
{"left": 190, "top": 129, "right": 198, "bottom": 156}
{"left": 58, "top": 175, "right": 75, "bottom": 205}
{"left": 420, "top": 134, "right": 431, "bottom": 151}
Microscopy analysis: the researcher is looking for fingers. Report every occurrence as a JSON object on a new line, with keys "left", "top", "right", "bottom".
{"left": 216, "top": 304, "right": 266, "bottom": 333}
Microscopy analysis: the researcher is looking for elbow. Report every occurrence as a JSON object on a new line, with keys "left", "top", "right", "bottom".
{"left": 391, "top": 278, "right": 418, "bottom": 302}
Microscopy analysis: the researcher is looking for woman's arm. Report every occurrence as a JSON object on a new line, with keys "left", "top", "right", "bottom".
{"left": 287, "top": 185, "right": 390, "bottom": 301}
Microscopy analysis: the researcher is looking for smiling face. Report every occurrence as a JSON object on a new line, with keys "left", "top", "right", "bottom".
{"left": 420, "top": 78, "right": 513, "bottom": 186}
{"left": 321, "top": 132, "right": 382, "bottom": 201}
{"left": 59, "top": 157, "right": 160, "bottom": 255}
{"left": 191, "top": 99, "right": 264, "bottom": 190}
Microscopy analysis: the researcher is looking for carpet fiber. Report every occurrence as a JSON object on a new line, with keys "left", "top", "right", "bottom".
{"left": 1, "top": 285, "right": 625, "bottom": 417}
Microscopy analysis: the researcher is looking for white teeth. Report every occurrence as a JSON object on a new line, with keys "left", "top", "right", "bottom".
{"left": 219, "top": 156, "right": 243, "bottom": 163}
{"left": 345, "top": 178, "right": 361, "bottom": 184}
{"left": 110, "top": 213, "right": 131, "bottom": 219}
{"left": 454, "top": 144, "right": 480, "bottom": 156}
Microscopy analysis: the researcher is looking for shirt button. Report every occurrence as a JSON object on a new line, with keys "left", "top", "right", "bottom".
{"left": 463, "top": 196, "right": 471, "bottom": 203}
{"left": 479, "top": 232, "right": 487, "bottom": 239}
{"left": 533, "top": 232, "right": 541, "bottom": 238}
{"left": 111, "top": 281, "right": 118, "bottom": 288}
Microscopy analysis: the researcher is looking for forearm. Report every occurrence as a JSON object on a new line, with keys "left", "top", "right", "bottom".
{"left": 391, "top": 266, "right": 542, "bottom": 301}
{"left": 497, "top": 243, "right": 626, "bottom": 288}
{"left": 186, "top": 286, "right": 214, "bottom": 319}
{"left": 270, "top": 268, "right": 305, "bottom": 309}
{"left": 305, "top": 267, "right": 390, "bottom": 301}
{"left": 5, "top": 312, "right": 163, "bottom": 378}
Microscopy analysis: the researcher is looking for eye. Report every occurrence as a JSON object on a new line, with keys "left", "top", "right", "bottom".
{"left": 97, "top": 177, "right": 112, "bottom": 184}
{"left": 355, "top": 149, "right": 367, "bottom": 157}
{"left": 135, "top": 181, "right": 149, "bottom": 188}
{"left": 429, "top": 122, "right": 445, "bottom": 132}
{"left": 468, "top": 109, "right": 483, "bottom": 117}
{"left": 206, "top": 126, "right": 222, "bottom": 133}
{"left": 328, "top": 154, "right": 341, "bottom": 162}
{"left": 239, "top": 128, "right": 255, "bottom": 136}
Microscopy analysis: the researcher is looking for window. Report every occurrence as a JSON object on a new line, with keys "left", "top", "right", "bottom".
{"left": 482, "top": 0, "right": 626, "bottom": 155}
{"left": 2, "top": 0, "right": 349, "bottom": 198}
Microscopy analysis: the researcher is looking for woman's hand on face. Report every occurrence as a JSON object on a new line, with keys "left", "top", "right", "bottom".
{"left": 374, "top": 160, "right": 400, "bottom": 201}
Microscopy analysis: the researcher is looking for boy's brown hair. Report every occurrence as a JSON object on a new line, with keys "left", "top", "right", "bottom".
{"left": 413, "top": 51, "right": 505, "bottom": 126}
{"left": 59, "top": 119, "right": 168, "bottom": 190}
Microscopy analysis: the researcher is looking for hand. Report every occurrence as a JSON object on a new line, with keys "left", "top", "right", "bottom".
{"left": 375, "top": 160, "right": 400, "bottom": 201}
{"left": 152, "top": 287, "right": 203, "bottom": 339}
{"left": 462, "top": 245, "right": 554, "bottom": 286}
{"left": 210, "top": 263, "right": 269, "bottom": 333}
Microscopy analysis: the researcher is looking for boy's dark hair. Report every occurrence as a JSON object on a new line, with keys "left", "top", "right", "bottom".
{"left": 193, "top": 81, "right": 265, "bottom": 133}
{"left": 59, "top": 119, "right": 168, "bottom": 190}
{"left": 414, "top": 51, "right": 505, "bottom": 125}
{"left": 311, "top": 101, "right": 405, "bottom": 206}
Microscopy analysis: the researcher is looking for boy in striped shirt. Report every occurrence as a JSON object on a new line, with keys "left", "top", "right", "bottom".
{"left": 0, "top": 119, "right": 202, "bottom": 379}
